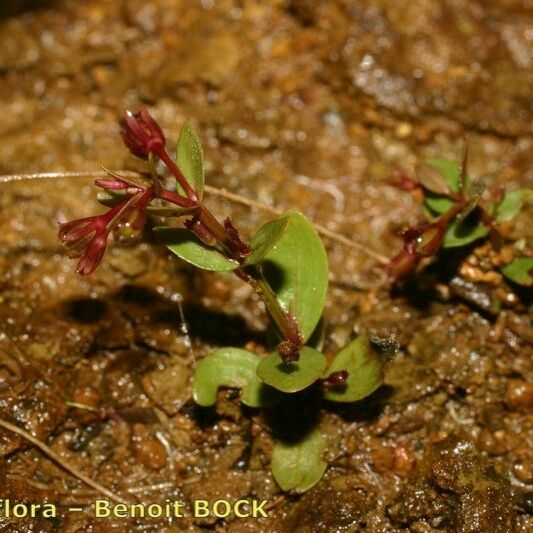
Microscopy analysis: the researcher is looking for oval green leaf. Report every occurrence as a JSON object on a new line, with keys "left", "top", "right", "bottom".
{"left": 193, "top": 348, "right": 279, "bottom": 407}
{"left": 323, "top": 333, "right": 384, "bottom": 403}
{"left": 495, "top": 188, "right": 533, "bottom": 223}
{"left": 256, "top": 347, "right": 326, "bottom": 393}
{"left": 244, "top": 216, "right": 290, "bottom": 266}
{"left": 155, "top": 227, "right": 238, "bottom": 271}
{"left": 262, "top": 211, "right": 328, "bottom": 342}
{"left": 423, "top": 158, "right": 474, "bottom": 215}
{"left": 425, "top": 194, "right": 455, "bottom": 215}
{"left": 416, "top": 161, "right": 453, "bottom": 196}
{"left": 442, "top": 217, "right": 489, "bottom": 248}
{"left": 97, "top": 189, "right": 131, "bottom": 207}
{"left": 176, "top": 123, "right": 205, "bottom": 198}
{"left": 501, "top": 257, "right": 533, "bottom": 287}
{"left": 271, "top": 428, "right": 327, "bottom": 493}
{"left": 425, "top": 158, "right": 461, "bottom": 192}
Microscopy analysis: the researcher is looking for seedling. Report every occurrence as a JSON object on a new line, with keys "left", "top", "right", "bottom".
{"left": 59, "top": 109, "right": 388, "bottom": 492}
{"left": 387, "top": 146, "right": 532, "bottom": 286}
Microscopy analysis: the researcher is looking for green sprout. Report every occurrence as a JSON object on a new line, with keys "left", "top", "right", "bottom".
{"left": 387, "top": 145, "right": 532, "bottom": 286}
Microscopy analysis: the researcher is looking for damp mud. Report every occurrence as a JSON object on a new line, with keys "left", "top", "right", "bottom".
{"left": 0, "top": 1, "right": 531, "bottom": 531}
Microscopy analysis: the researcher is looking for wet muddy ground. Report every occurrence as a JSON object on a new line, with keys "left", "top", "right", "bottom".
{"left": 0, "top": 1, "right": 531, "bottom": 531}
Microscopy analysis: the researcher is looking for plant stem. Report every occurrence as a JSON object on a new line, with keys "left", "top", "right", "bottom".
{"left": 157, "top": 188, "right": 197, "bottom": 208}
{"left": 195, "top": 205, "right": 303, "bottom": 346}
{"left": 148, "top": 153, "right": 161, "bottom": 193}
{"left": 197, "top": 204, "right": 242, "bottom": 257}
{"left": 247, "top": 267, "right": 302, "bottom": 346}
{"left": 157, "top": 150, "right": 198, "bottom": 201}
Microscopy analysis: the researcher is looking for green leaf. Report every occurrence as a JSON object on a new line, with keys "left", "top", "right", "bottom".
{"left": 262, "top": 211, "right": 328, "bottom": 342}
{"left": 495, "top": 189, "right": 533, "bottom": 223}
{"left": 244, "top": 216, "right": 290, "bottom": 266}
{"left": 442, "top": 217, "right": 489, "bottom": 248}
{"left": 156, "top": 227, "right": 238, "bottom": 271}
{"left": 193, "top": 348, "right": 279, "bottom": 407}
{"left": 271, "top": 428, "right": 327, "bottom": 493}
{"left": 416, "top": 161, "right": 453, "bottom": 196}
{"left": 176, "top": 123, "right": 205, "bottom": 198}
{"left": 323, "top": 333, "right": 384, "bottom": 403}
{"left": 423, "top": 159, "right": 474, "bottom": 215}
{"left": 425, "top": 159, "right": 461, "bottom": 192}
{"left": 96, "top": 189, "right": 131, "bottom": 207}
{"left": 501, "top": 257, "right": 533, "bottom": 287}
{"left": 425, "top": 194, "right": 455, "bottom": 215}
{"left": 256, "top": 347, "right": 326, "bottom": 393}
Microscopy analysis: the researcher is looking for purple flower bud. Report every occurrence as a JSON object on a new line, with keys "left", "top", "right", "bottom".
{"left": 58, "top": 209, "right": 116, "bottom": 276}
{"left": 94, "top": 177, "right": 130, "bottom": 190}
{"left": 120, "top": 108, "right": 166, "bottom": 160}
{"left": 75, "top": 234, "right": 108, "bottom": 276}
{"left": 58, "top": 189, "right": 154, "bottom": 276}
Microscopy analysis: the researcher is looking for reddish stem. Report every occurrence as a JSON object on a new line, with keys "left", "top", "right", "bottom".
{"left": 157, "top": 150, "right": 198, "bottom": 202}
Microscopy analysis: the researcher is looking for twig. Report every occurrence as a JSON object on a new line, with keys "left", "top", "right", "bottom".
{"left": 0, "top": 417, "right": 128, "bottom": 504}
{"left": 0, "top": 170, "right": 390, "bottom": 265}
{"left": 264, "top": 495, "right": 285, "bottom": 511}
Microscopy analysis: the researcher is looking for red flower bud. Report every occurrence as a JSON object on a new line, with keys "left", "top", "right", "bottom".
{"left": 58, "top": 189, "right": 154, "bottom": 276}
{"left": 120, "top": 108, "right": 166, "bottom": 160}
{"left": 75, "top": 234, "right": 109, "bottom": 276}
{"left": 58, "top": 211, "right": 115, "bottom": 276}
{"left": 94, "top": 177, "right": 130, "bottom": 190}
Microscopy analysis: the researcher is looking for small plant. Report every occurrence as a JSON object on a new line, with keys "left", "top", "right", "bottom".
{"left": 387, "top": 147, "right": 532, "bottom": 287}
{"left": 59, "top": 109, "right": 389, "bottom": 492}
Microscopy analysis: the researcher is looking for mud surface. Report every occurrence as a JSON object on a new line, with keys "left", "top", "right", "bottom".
{"left": 0, "top": 1, "right": 531, "bottom": 531}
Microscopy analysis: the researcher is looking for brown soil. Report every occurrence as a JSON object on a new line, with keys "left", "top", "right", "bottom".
{"left": 0, "top": 1, "right": 531, "bottom": 531}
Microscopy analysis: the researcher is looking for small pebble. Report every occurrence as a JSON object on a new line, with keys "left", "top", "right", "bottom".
{"left": 513, "top": 460, "right": 533, "bottom": 484}
{"left": 132, "top": 424, "right": 168, "bottom": 470}
{"left": 505, "top": 379, "right": 533, "bottom": 411}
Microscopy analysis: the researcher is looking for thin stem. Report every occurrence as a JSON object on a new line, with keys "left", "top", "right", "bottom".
{"left": 148, "top": 153, "right": 161, "bottom": 193}
{"left": 157, "top": 150, "right": 198, "bottom": 201}
{"left": 196, "top": 204, "right": 241, "bottom": 257}
{"left": 157, "top": 188, "right": 197, "bottom": 208}
{"left": 247, "top": 267, "right": 302, "bottom": 345}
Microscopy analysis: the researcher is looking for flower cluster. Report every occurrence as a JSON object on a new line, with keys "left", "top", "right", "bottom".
{"left": 59, "top": 178, "right": 154, "bottom": 275}
{"left": 58, "top": 108, "right": 249, "bottom": 277}
{"left": 59, "top": 109, "right": 190, "bottom": 275}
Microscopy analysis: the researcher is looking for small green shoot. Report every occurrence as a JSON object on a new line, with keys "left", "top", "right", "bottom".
{"left": 388, "top": 152, "right": 532, "bottom": 285}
